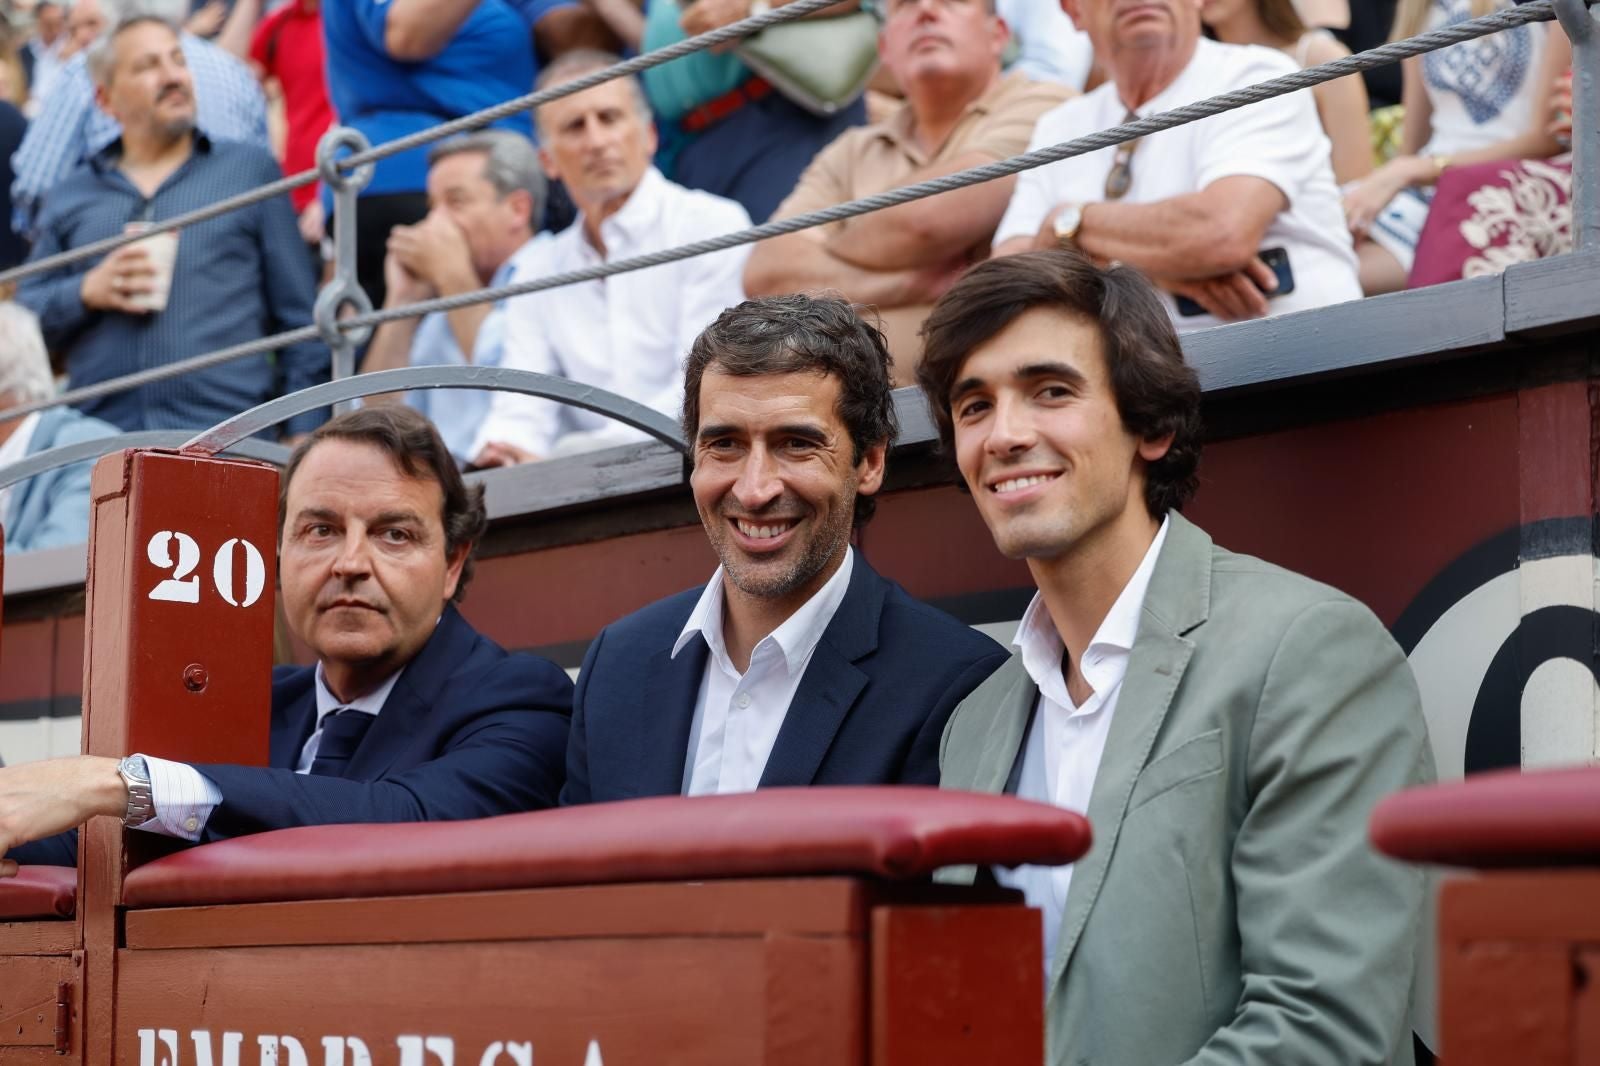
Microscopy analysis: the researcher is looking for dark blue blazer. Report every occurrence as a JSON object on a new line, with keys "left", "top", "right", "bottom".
{"left": 12, "top": 605, "right": 571, "bottom": 865}
{"left": 561, "top": 555, "right": 1009, "bottom": 805}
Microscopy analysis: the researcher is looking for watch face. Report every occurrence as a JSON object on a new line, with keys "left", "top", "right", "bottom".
{"left": 1053, "top": 206, "right": 1082, "bottom": 241}
{"left": 120, "top": 755, "right": 150, "bottom": 783}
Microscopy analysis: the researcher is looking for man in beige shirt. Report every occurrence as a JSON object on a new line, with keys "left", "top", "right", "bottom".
{"left": 743, "top": 0, "right": 1071, "bottom": 383}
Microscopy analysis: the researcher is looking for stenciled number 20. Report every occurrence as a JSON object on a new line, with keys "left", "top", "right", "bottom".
{"left": 146, "top": 530, "right": 267, "bottom": 608}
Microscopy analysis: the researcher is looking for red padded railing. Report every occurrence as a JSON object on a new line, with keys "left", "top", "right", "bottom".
{"left": 1370, "top": 766, "right": 1600, "bottom": 868}
{"left": 0, "top": 866, "right": 77, "bottom": 919}
{"left": 122, "top": 787, "right": 1092, "bottom": 908}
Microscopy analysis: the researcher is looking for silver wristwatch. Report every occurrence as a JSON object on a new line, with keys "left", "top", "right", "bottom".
{"left": 118, "top": 755, "right": 156, "bottom": 829}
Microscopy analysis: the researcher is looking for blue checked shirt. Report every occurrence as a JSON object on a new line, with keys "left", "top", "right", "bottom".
{"left": 10, "top": 32, "right": 267, "bottom": 236}
{"left": 15, "top": 135, "right": 329, "bottom": 437}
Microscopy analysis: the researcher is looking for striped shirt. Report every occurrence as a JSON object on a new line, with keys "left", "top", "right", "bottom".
{"left": 15, "top": 134, "right": 329, "bottom": 437}
{"left": 10, "top": 32, "right": 268, "bottom": 236}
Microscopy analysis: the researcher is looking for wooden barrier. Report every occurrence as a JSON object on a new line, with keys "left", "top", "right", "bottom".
{"left": 0, "top": 448, "right": 1083, "bottom": 1063}
{"left": 1372, "top": 767, "right": 1600, "bottom": 1066}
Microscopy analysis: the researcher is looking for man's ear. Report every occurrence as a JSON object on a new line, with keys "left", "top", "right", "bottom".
{"left": 441, "top": 540, "right": 472, "bottom": 603}
{"left": 1139, "top": 431, "right": 1175, "bottom": 464}
{"left": 856, "top": 439, "right": 888, "bottom": 498}
{"left": 93, "top": 82, "right": 112, "bottom": 118}
{"left": 1060, "top": 0, "right": 1082, "bottom": 25}
{"left": 538, "top": 145, "right": 560, "bottom": 184}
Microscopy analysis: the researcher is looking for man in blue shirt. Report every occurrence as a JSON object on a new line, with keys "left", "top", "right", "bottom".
{"left": 15, "top": 14, "right": 326, "bottom": 438}
{"left": 360, "top": 130, "right": 547, "bottom": 465}
{"left": 10, "top": 0, "right": 267, "bottom": 238}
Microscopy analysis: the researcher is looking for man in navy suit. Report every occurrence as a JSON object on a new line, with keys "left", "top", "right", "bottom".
{"left": 562, "top": 295, "right": 1009, "bottom": 805}
{"left": 0, "top": 407, "right": 571, "bottom": 870}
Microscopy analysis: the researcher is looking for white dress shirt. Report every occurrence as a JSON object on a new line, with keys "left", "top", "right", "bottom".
{"left": 995, "top": 518, "right": 1169, "bottom": 970}
{"left": 674, "top": 548, "right": 855, "bottom": 796}
{"left": 470, "top": 167, "right": 751, "bottom": 460}
{"left": 0, "top": 411, "right": 41, "bottom": 522}
{"left": 140, "top": 664, "right": 402, "bottom": 842}
{"left": 994, "top": 38, "right": 1360, "bottom": 329}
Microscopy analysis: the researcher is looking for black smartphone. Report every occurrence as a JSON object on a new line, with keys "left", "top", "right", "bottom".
{"left": 1175, "top": 246, "right": 1295, "bottom": 317}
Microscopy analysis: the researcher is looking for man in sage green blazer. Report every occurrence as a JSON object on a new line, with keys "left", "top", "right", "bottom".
{"left": 917, "top": 251, "right": 1433, "bottom": 1066}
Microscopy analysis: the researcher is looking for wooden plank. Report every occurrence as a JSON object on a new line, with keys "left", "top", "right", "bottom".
{"left": 480, "top": 440, "right": 685, "bottom": 521}
{"left": 764, "top": 934, "right": 866, "bottom": 1066}
{"left": 870, "top": 904, "right": 1043, "bottom": 1066}
{"left": 1184, "top": 276, "right": 1506, "bottom": 393}
{"left": 114, "top": 937, "right": 835, "bottom": 1065}
{"left": 1503, "top": 249, "right": 1600, "bottom": 337}
{"left": 1440, "top": 873, "right": 1600, "bottom": 942}
{"left": 0, "top": 923, "right": 75, "bottom": 956}
{"left": 124, "top": 879, "right": 869, "bottom": 950}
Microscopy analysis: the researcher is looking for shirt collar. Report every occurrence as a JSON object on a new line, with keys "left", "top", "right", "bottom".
{"left": 0, "top": 411, "right": 41, "bottom": 471}
{"left": 313, "top": 661, "right": 403, "bottom": 727}
{"left": 1013, "top": 517, "right": 1171, "bottom": 710}
{"left": 570, "top": 166, "right": 667, "bottom": 258}
{"left": 672, "top": 545, "right": 856, "bottom": 679}
{"left": 90, "top": 129, "right": 214, "bottom": 174}
{"left": 880, "top": 71, "right": 1019, "bottom": 166}
{"left": 1124, "top": 40, "right": 1214, "bottom": 119}
{"left": 492, "top": 233, "right": 543, "bottom": 289}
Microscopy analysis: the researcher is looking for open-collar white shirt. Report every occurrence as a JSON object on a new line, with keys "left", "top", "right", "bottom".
{"left": 996, "top": 518, "right": 1170, "bottom": 969}
{"left": 673, "top": 547, "right": 855, "bottom": 796}
{"left": 0, "top": 411, "right": 41, "bottom": 523}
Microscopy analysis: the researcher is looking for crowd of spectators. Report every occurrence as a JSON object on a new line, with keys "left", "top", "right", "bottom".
{"left": 0, "top": 0, "right": 1583, "bottom": 538}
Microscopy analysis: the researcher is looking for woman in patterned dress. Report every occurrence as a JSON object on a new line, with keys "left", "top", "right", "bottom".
{"left": 1342, "top": 0, "right": 1569, "bottom": 293}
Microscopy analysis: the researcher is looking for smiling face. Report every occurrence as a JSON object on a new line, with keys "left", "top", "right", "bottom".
{"left": 949, "top": 308, "right": 1169, "bottom": 563}
{"left": 691, "top": 369, "right": 886, "bottom": 613}
{"left": 96, "top": 21, "right": 195, "bottom": 146}
{"left": 280, "top": 439, "right": 468, "bottom": 701}
{"left": 878, "top": 0, "right": 1007, "bottom": 93}
{"left": 537, "top": 77, "right": 656, "bottom": 217}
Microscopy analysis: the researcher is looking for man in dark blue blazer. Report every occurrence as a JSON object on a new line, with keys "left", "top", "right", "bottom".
{"left": 562, "top": 295, "right": 1008, "bottom": 805}
{"left": 0, "top": 407, "right": 571, "bottom": 870}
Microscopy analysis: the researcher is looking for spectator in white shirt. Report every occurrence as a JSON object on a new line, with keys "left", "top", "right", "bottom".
{"left": 992, "top": 0, "right": 1361, "bottom": 327}
{"left": 21, "top": 1, "right": 68, "bottom": 111}
{"left": 469, "top": 50, "right": 751, "bottom": 467}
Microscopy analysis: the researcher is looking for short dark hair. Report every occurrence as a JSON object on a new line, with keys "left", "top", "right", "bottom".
{"left": 917, "top": 250, "right": 1202, "bottom": 517}
{"left": 278, "top": 407, "right": 488, "bottom": 602}
{"left": 682, "top": 294, "right": 899, "bottom": 527}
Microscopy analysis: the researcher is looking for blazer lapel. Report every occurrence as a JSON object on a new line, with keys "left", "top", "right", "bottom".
{"left": 966, "top": 656, "right": 1039, "bottom": 797}
{"left": 1046, "top": 513, "right": 1214, "bottom": 989}
{"left": 270, "top": 681, "right": 318, "bottom": 770}
{"left": 343, "top": 605, "right": 473, "bottom": 780}
{"left": 757, "top": 556, "right": 882, "bottom": 788}
{"left": 631, "top": 640, "right": 709, "bottom": 797}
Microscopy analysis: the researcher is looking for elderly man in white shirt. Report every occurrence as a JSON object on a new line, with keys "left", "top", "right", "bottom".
{"left": 470, "top": 51, "right": 751, "bottom": 467}
{"left": 992, "top": 0, "right": 1361, "bottom": 327}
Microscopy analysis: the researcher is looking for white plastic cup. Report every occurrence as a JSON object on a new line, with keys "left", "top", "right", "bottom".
{"left": 123, "top": 222, "right": 179, "bottom": 313}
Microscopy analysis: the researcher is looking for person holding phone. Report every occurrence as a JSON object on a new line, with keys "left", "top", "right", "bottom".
{"left": 990, "top": 0, "right": 1361, "bottom": 326}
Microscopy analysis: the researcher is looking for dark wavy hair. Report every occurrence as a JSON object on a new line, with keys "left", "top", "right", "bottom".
{"left": 278, "top": 407, "right": 488, "bottom": 602}
{"left": 917, "top": 250, "right": 1202, "bottom": 517}
{"left": 683, "top": 294, "right": 898, "bottom": 527}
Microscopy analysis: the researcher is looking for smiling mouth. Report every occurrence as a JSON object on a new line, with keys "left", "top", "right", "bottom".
{"left": 734, "top": 517, "right": 799, "bottom": 541}
{"left": 990, "top": 473, "right": 1061, "bottom": 495}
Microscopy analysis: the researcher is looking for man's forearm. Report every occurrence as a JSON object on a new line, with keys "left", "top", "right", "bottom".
{"left": 360, "top": 317, "right": 421, "bottom": 406}
{"left": 385, "top": 0, "right": 482, "bottom": 59}
{"left": 825, "top": 162, "right": 1015, "bottom": 271}
{"left": 216, "top": 0, "right": 261, "bottom": 60}
{"left": 1077, "top": 197, "right": 1257, "bottom": 280}
{"left": 745, "top": 234, "right": 917, "bottom": 308}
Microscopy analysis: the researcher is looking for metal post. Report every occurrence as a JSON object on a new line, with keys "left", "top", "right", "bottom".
{"left": 312, "top": 128, "right": 377, "bottom": 412}
{"left": 1556, "top": 0, "right": 1600, "bottom": 250}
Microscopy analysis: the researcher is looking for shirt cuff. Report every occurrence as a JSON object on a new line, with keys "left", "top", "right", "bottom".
{"left": 138, "top": 755, "right": 223, "bottom": 842}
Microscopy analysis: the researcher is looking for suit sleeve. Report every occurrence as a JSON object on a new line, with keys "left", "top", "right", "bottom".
{"left": 1182, "top": 599, "right": 1433, "bottom": 1066}
{"left": 901, "top": 645, "right": 1011, "bottom": 786}
{"left": 558, "top": 628, "right": 606, "bottom": 806}
{"left": 195, "top": 657, "right": 573, "bottom": 841}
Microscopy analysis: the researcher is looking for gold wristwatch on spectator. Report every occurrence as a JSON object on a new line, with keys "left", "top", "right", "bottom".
{"left": 1426, "top": 153, "right": 1453, "bottom": 178}
{"left": 1053, "top": 203, "right": 1085, "bottom": 247}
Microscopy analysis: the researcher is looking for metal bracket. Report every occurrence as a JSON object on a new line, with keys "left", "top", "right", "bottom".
{"left": 312, "top": 127, "right": 378, "bottom": 405}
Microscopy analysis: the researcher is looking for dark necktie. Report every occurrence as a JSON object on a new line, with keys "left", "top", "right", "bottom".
{"left": 309, "top": 708, "right": 376, "bottom": 777}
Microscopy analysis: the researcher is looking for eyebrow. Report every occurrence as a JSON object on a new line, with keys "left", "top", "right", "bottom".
{"left": 950, "top": 360, "right": 1089, "bottom": 401}
{"left": 698, "top": 423, "right": 830, "bottom": 444}
{"left": 290, "top": 508, "right": 426, "bottom": 527}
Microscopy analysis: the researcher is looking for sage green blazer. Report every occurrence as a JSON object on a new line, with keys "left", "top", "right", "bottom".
{"left": 940, "top": 513, "right": 1433, "bottom": 1066}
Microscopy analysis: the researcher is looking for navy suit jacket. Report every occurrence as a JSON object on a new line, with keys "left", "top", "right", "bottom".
{"left": 12, "top": 605, "right": 571, "bottom": 864}
{"left": 561, "top": 555, "right": 1009, "bottom": 805}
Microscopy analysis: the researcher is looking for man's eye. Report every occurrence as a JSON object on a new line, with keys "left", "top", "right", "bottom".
{"left": 305, "top": 524, "right": 333, "bottom": 538}
{"left": 379, "top": 528, "right": 412, "bottom": 544}
{"left": 1038, "top": 384, "right": 1073, "bottom": 400}
{"left": 956, "top": 399, "right": 989, "bottom": 420}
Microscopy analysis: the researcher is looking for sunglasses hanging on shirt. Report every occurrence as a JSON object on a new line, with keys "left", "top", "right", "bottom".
{"left": 1104, "top": 110, "right": 1141, "bottom": 201}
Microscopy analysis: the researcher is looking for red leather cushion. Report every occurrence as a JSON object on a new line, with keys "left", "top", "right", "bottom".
{"left": 0, "top": 866, "right": 76, "bottom": 919}
{"left": 1370, "top": 767, "right": 1600, "bottom": 868}
{"left": 122, "top": 787, "right": 1091, "bottom": 908}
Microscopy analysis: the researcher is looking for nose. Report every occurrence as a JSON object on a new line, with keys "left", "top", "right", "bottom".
{"left": 985, "top": 393, "right": 1037, "bottom": 457}
{"left": 329, "top": 528, "right": 373, "bottom": 582}
{"left": 731, "top": 444, "right": 784, "bottom": 513}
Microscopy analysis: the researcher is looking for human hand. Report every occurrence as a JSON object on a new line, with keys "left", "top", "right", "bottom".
{"left": 298, "top": 199, "right": 326, "bottom": 245}
{"left": 185, "top": 0, "right": 227, "bottom": 37}
{"left": 680, "top": 0, "right": 751, "bottom": 46}
{"left": 901, "top": 255, "right": 970, "bottom": 304}
{"left": 389, "top": 213, "right": 476, "bottom": 296}
{"left": 1550, "top": 69, "right": 1572, "bottom": 146}
{"left": 1343, "top": 159, "right": 1416, "bottom": 239}
{"left": 382, "top": 239, "right": 436, "bottom": 309}
{"left": 470, "top": 441, "right": 540, "bottom": 469}
{"left": 0, "top": 756, "right": 125, "bottom": 875}
{"left": 80, "top": 244, "right": 157, "bottom": 314}
{"left": 1164, "top": 263, "right": 1274, "bottom": 321}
